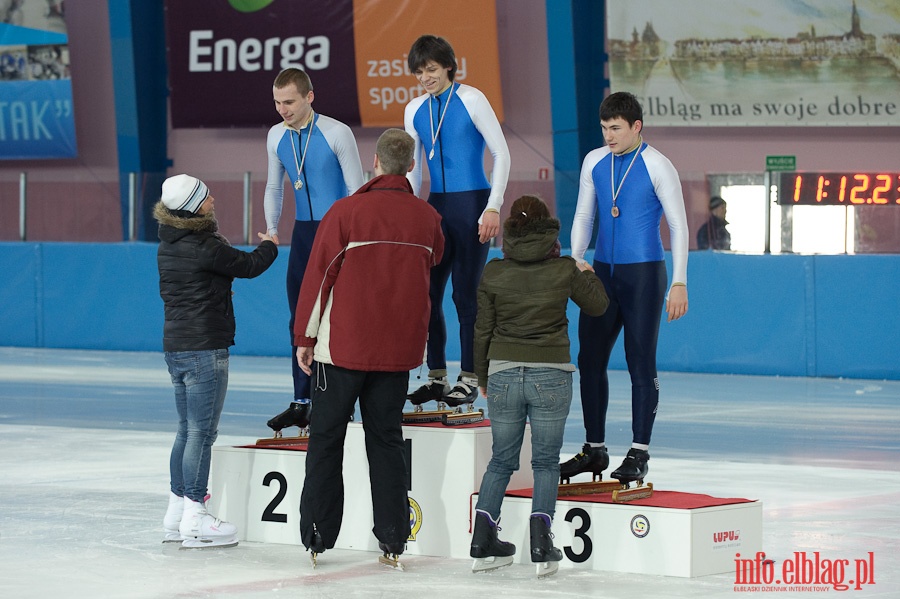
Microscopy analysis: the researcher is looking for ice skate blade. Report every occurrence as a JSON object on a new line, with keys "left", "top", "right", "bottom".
{"left": 536, "top": 561, "right": 559, "bottom": 578}
{"left": 180, "top": 536, "right": 238, "bottom": 549}
{"left": 256, "top": 432, "right": 309, "bottom": 447}
{"left": 611, "top": 481, "right": 653, "bottom": 503}
{"left": 378, "top": 554, "right": 404, "bottom": 570}
{"left": 442, "top": 408, "right": 484, "bottom": 426}
{"left": 310, "top": 551, "right": 321, "bottom": 568}
{"left": 558, "top": 480, "right": 625, "bottom": 496}
{"left": 163, "top": 531, "right": 183, "bottom": 543}
{"left": 472, "top": 555, "right": 514, "bottom": 573}
{"left": 402, "top": 409, "right": 454, "bottom": 424}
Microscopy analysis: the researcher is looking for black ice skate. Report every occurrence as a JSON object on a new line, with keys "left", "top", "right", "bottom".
{"left": 558, "top": 444, "right": 626, "bottom": 497}
{"left": 529, "top": 513, "right": 562, "bottom": 578}
{"left": 559, "top": 443, "right": 610, "bottom": 483}
{"left": 402, "top": 378, "right": 454, "bottom": 424}
{"left": 257, "top": 401, "right": 311, "bottom": 446}
{"left": 609, "top": 448, "right": 654, "bottom": 502}
{"left": 377, "top": 541, "right": 405, "bottom": 570}
{"left": 470, "top": 509, "right": 516, "bottom": 573}
{"left": 441, "top": 376, "right": 485, "bottom": 426}
{"left": 306, "top": 529, "right": 326, "bottom": 568}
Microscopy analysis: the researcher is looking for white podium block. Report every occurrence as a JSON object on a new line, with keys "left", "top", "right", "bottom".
{"left": 482, "top": 491, "right": 762, "bottom": 577}
{"left": 209, "top": 421, "right": 533, "bottom": 557}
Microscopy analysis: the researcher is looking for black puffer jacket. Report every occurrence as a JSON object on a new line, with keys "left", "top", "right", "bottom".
{"left": 473, "top": 217, "right": 609, "bottom": 387}
{"left": 155, "top": 202, "right": 277, "bottom": 352}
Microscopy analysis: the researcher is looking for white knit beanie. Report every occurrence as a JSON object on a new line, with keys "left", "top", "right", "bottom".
{"left": 161, "top": 174, "right": 209, "bottom": 213}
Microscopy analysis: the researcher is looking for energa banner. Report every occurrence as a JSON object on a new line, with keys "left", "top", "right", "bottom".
{"left": 165, "top": 0, "right": 503, "bottom": 128}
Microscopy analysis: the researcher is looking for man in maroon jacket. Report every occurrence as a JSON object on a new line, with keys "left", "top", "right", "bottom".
{"left": 293, "top": 128, "right": 444, "bottom": 565}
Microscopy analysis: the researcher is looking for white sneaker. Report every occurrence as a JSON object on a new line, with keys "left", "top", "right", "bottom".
{"left": 179, "top": 497, "right": 238, "bottom": 549}
{"left": 162, "top": 491, "right": 183, "bottom": 542}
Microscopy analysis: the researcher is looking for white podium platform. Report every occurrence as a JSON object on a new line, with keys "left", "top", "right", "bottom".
{"left": 208, "top": 421, "right": 533, "bottom": 557}
{"left": 483, "top": 490, "right": 762, "bottom": 578}
{"left": 210, "top": 422, "right": 762, "bottom": 577}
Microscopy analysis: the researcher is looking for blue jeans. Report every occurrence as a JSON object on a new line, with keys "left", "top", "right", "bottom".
{"left": 475, "top": 367, "right": 572, "bottom": 520}
{"left": 165, "top": 349, "right": 229, "bottom": 502}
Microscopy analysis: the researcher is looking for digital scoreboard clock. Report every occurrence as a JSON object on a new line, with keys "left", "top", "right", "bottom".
{"left": 778, "top": 172, "right": 900, "bottom": 206}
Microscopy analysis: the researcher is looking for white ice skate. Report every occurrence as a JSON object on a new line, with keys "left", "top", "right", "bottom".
{"left": 162, "top": 491, "right": 183, "bottom": 543}
{"left": 536, "top": 561, "right": 559, "bottom": 578}
{"left": 179, "top": 497, "right": 238, "bottom": 549}
{"left": 472, "top": 555, "right": 514, "bottom": 573}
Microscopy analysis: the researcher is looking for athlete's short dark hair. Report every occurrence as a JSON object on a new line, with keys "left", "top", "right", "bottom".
{"left": 600, "top": 91, "right": 643, "bottom": 126}
{"left": 407, "top": 35, "right": 457, "bottom": 81}
{"left": 274, "top": 68, "right": 313, "bottom": 95}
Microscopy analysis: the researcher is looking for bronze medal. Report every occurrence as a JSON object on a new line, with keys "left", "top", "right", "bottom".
{"left": 611, "top": 206, "right": 619, "bottom": 218}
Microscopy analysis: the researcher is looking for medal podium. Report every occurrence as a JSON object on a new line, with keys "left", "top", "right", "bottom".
{"left": 209, "top": 421, "right": 761, "bottom": 576}
{"left": 209, "top": 420, "right": 533, "bottom": 556}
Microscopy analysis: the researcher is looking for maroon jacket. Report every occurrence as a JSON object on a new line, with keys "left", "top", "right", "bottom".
{"left": 293, "top": 174, "right": 444, "bottom": 371}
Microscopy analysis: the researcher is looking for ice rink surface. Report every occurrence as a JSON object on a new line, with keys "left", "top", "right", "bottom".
{"left": 1, "top": 347, "right": 898, "bottom": 598}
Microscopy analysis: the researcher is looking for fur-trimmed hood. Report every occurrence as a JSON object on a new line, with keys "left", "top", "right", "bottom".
{"left": 501, "top": 217, "right": 561, "bottom": 263}
{"left": 154, "top": 200, "right": 217, "bottom": 232}
{"left": 154, "top": 200, "right": 224, "bottom": 244}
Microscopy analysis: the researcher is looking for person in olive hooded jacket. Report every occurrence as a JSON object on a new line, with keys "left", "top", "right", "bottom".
{"left": 155, "top": 174, "right": 277, "bottom": 548}
{"left": 469, "top": 195, "right": 608, "bottom": 576}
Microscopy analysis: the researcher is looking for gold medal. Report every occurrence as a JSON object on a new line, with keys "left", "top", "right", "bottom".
{"left": 294, "top": 179, "right": 303, "bottom": 190}
{"left": 611, "top": 206, "right": 619, "bottom": 218}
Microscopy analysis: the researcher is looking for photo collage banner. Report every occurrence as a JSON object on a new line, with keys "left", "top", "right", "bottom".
{"left": 0, "top": 0, "right": 76, "bottom": 159}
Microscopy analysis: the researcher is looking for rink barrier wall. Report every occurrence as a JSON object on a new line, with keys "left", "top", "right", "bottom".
{"left": 0, "top": 242, "right": 897, "bottom": 380}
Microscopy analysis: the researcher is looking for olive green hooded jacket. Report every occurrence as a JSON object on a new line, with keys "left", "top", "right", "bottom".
{"left": 473, "top": 217, "right": 609, "bottom": 387}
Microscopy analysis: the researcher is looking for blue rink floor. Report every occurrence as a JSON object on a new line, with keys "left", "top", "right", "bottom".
{"left": 0, "top": 347, "right": 898, "bottom": 599}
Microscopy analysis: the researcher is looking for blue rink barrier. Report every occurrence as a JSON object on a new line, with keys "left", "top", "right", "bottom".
{"left": 0, "top": 242, "right": 897, "bottom": 380}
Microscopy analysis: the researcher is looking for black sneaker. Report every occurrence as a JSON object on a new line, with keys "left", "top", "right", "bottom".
{"left": 266, "top": 401, "right": 311, "bottom": 432}
{"left": 407, "top": 379, "right": 449, "bottom": 406}
{"left": 444, "top": 377, "right": 478, "bottom": 407}
{"left": 559, "top": 443, "right": 609, "bottom": 483}
{"left": 610, "top": 448, "right": 650, "bottom": 484}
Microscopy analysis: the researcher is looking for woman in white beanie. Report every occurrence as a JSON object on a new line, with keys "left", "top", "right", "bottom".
{"left": 155, "top": 174, "right": 277, "bottom": 548}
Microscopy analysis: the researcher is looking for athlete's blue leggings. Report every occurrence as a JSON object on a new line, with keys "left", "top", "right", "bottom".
{"left": 425, "top": 189, "right": 490, "bottom": 375}
{"left": 287, "top": 220, "right": 320, "bottom": 401}
{"left": 577, "top": 260, "right": 666, "bottom": 445}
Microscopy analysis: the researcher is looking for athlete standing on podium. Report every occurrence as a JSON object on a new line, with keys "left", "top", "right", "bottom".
{"left": 561, "top": 91, "right": 689, "bottom": 486}
{"left": 262, "top": 68, "right": 365, "bottom": 436}
{"left": 403, "top": 34, "right": 510, "bottom": 409}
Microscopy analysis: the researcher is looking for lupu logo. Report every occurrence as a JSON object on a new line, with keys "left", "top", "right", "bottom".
{"left": 714, "top": 529, "right": 741, "bottom": 543}
{"left": 227, "top": 0, "right": 274, "bottom": 12}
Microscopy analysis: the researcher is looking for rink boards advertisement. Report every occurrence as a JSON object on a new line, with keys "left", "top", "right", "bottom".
{"left": 607, "top": 0, "right": 900, "bottom": 126}
{"left": 0, "top": 1, "right": 76, "bottom": 159}
{"left": 164, "top": 0, "right": 503, "bottom": 128}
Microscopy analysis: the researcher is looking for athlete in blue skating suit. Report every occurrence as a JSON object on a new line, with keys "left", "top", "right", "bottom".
{"left": 263, "top": 68, "right": 364, "bottom": 433}
{"left": 562, "top": 91, "right": 689, "bottom": 485}
{"left": 404, "top": 34, "right": 510, "bottom": 407}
